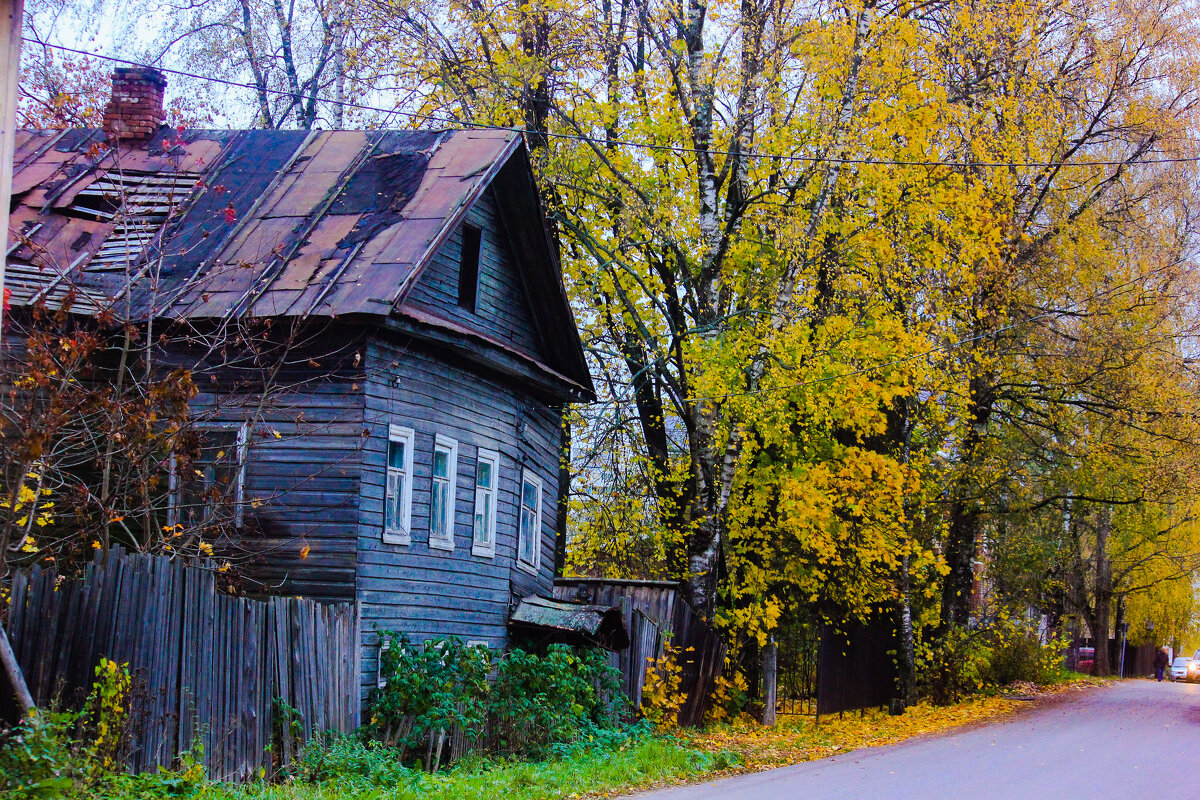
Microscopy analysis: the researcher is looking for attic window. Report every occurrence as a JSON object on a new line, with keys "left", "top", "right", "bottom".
{"left": 70, "top": 171, "right": 195, "bottom": 271}
{"left": 457, "top": 224, "right": 481, "bottom": 312}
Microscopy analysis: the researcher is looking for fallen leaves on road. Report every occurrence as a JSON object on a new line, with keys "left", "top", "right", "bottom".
{"left": 678, "top": 681, "right": 1098, "bottom": 773}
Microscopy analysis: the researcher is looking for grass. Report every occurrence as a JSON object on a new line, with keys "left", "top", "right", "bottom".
{"left": 195, "top": 689, "right": 1055, "bottom": 800}
{"left": 197, "top": 737, "right": 714, "bottom": 800}
{"left": 90, "top": 678, "right": 1106, "bottom": 800}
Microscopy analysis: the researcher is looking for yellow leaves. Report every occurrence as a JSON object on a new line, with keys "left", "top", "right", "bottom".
{"left": 300, "top": 545, "right": 311, "bottom": 559}
{"left": 640, "top": 644, "right": 690, "bottom": 730}
{"left": 683, "top": 696, "right": 1022, "bottom": 771}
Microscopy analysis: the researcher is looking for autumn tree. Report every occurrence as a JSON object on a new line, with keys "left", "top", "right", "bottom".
{"left": 925, "top": 0, "right": 1200, "bottom": 630}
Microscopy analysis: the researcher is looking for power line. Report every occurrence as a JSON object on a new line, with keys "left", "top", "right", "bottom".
{"left": 25, "top": 37, "right": 1200, "bottom": 170}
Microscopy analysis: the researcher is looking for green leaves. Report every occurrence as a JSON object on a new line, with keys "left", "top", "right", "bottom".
{"left": 367, "top": 637, "right": 627, "bottom": 763}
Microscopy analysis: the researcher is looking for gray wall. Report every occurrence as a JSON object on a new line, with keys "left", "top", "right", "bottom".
{"left": 355, "top": 333, "right": 562, "bottom": 691}
{"left": 190, "top": 355, "right": 367, "bottom": 602}
{"left": 404, "top": 186, "right": 546, "bottom": 364}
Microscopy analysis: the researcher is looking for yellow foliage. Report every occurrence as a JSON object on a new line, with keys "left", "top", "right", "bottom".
{"left": 640, "top": 643, "right": 689, "bottom": 730}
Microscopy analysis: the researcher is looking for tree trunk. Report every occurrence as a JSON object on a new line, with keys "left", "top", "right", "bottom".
{"left": 942, "top": 499, "right": 980, "bottom": 627}
{"left": 898, "top": 553, "right": 917, "bottom": 705}
{"left": 941, "top": 374, "right": 993, "bottom": 627}
{"left": 1091, "top": 505, "right": 1113, "bottom": 676}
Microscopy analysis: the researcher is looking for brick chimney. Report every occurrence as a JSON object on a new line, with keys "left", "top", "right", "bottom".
{"left": 102, "top": 67, "right": 167, "bottom": 142}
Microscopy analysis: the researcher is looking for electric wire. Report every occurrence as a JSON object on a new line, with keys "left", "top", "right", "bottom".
{"left": 26, "top": 37, "right": 1200, "bottom": 170}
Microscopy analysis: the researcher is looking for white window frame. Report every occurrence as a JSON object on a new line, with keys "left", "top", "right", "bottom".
{"left": 168, "top": 422, "right": 249, "bottom": 529}
{"left": 517, "top": 469, "right": 543, "bottom": 574}
{"left": 384, "top": 425, "right": 415, "bottom": 544}
{"left": 472, "top": 448, "right": 500, "bottom": 558}
{"left": 429, "top": 434, "right": 458, "bottom": 551}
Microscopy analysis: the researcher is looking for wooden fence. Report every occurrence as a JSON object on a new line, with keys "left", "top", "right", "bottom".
{"left": 553, "top": 578, "right": 725, "bottom": 725}
{"left": 5, "top": 548, "right": 358, "bottom": 780}
{"left": 816, "top": 621, "right": 898, "bottom": 716}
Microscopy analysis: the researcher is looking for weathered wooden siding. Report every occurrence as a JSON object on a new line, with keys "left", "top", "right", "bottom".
{"left": 403, "top": 187, "right": 546, "bottom": 363}
{"left": 356, "top": 333, "right": 562, "bottom": 690}
{"left": 171, "top": 332, "right": 367, "bottom": 603}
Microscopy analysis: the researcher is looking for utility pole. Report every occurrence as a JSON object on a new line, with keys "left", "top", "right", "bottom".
{"left": 0, "top": 0, "right": 23, "bottom": 337}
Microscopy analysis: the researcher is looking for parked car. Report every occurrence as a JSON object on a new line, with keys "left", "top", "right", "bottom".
{"left": 1169, "top": 656, "right": 1196, "bottom": 682}
{"left": 1076, "top": 647, "right": 1095, "bottom": 674}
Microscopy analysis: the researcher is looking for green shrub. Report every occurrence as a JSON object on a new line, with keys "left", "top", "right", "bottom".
{"left": 294, "top": 733, "right": 415, "bottom": 788}
{"left": 0, "top": 659, "right": 206, "bottom": 799}
{"left": 0, "top": 710, "right": 85, "bottom": 798}
{"left": 366, "top": 634, "right": 491, "bottom": 768}
{"left": 917, "top": 616, "right": 1063, "bottom": 703}
{"left": 489, "top": 644, "right": 625, "bottom": 759}
{"left": 980, "top": 622, "right": 1062, "bottom": 686}
{"left": 367, "top": 636, "right": 629, "bottom": 765}
{"left": 915, "top": 625, "right": 991, "bottom": 704}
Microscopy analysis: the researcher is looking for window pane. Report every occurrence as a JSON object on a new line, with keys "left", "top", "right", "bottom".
{"left": 433, "top": 449, "right": 449, "bottom": 478}
{"left": 386, "top": 470, "right": 404, "bottom": 532}
{"left": 474, "top": 492, "right": 492, "bottom": 545}
{"left": 522, "top": 480, "right": 538, "bottom": 508}
{"left": 388, "top": 440, "right": 406, "bottom": 469}
{"left": 476, "top": 459, "right": 492, "bottom": 489}
{"left": 519, "top": 506, "right": 536, "bottom": 561}
{"left": 431, "top": 481, "right": 446, "bottom": 535}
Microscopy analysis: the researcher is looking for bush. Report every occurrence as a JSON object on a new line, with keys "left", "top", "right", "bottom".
{"left": 980, "top": 623, "right": 1061, "bottom": 687}
{"left": 917, "top": 617, "right": 1063, "bottom": 703}
{"left": 0, "top": 710, "right": 85, "bottom": 798}
{"left": 0, "top": 659, "right": 205, "bottom": 799}
{"left": 367, "top": 636, "right": 628, "bottom": 765}
{"left": 488, "top": 644, "right": 625, "bottom": 759}
{"left": 915, "top": 625, "right": 991, "bottom": 704}
{"left": 366, "top": 634, "right": 491, "bottom": 769}
{"left": 294, "top": 733, "right": 415, "bottom": 789}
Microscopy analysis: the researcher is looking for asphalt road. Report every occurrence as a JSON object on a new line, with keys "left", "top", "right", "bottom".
{"left": 628, "top": 680, "right": 1200, "bottom": 799}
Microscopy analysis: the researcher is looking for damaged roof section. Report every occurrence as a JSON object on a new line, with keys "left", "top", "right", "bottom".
{"left": 6, "top": 124, "right": 594, "bottom": 400}
{"left": 509, "top": 595, "right": 631, "bottom": 651}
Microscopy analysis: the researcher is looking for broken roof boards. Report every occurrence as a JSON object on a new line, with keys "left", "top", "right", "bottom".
{"left": 7, "top": 126, "right": 592, "bottom": 400}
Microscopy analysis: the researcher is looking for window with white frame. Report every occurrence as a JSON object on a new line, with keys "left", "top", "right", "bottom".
{"left": 430, "top": 435, "right": 458, "bottom": 550}
{"left": 517, "top": 470, "right": 542, "bottom": 572}
{"left": 170, "top": 423, "right": 248, "bottom": 529}
{"left": 472, "top": 449, "right": 499, "bottom": 557}
{"left": 384, "top": 425, "right": 415, "bottom": 544}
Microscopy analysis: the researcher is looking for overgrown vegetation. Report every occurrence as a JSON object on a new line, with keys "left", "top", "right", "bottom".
{"left": 916, "top": 617, "right": 1067, "bottom": 704}
{"left": 366, "top": 635, "right": 628, "bottom": 765}
{"left": 0, "top": 659, "right": 206, "bottom": 799}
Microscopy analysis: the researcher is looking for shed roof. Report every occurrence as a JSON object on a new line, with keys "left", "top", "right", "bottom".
{"left": 6, "top": 126, "right": 593, "bottom": 399}
{"left": 509, "top": 595, "right": 630, "bottom": 651}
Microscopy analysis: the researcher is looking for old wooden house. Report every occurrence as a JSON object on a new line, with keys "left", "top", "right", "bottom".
{"left": 4, "top": 67, "right": 595, "bottom": 691}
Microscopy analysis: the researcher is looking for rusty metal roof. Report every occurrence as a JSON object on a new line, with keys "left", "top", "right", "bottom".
{"left": 5, "top": 125, "right": 593, "bottom": 398}
{"left": 509, "top": 595, "right": 631, "bottom": 650}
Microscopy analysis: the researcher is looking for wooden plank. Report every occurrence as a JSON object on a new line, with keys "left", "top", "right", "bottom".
{"left": 7, "top": 569, "right": 27, "bottom": 656}
{"left": 33, "top": 567, "right": 61, "bottom": 706}
{"left": 178, "top": 561, "right": 197, "bottom": 756}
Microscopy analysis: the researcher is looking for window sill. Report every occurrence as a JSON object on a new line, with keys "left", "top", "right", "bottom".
{"left": 383, "top": 531, "right": 411, "bottom": 546}
{"left": 516, "top": 558, "right": 539, "bottom": 575}
{"left": 429, "top": 537, "right": 455, "bottom": 552}
{"left": 472, "top": 543, "right": 496, "bottom": 559}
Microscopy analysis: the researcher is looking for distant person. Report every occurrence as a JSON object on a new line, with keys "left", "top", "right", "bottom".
{"left": 1155, "top": 647, "right": 1169, "bottom": 681}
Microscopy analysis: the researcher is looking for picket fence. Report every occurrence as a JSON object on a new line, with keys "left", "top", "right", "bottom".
{"left": 5, "top": 547, "right": 358, "bottom": 780}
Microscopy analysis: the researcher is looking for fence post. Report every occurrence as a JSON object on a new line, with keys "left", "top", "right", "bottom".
{"left": 761, "top": 637, "right": 777, "bottom": 726}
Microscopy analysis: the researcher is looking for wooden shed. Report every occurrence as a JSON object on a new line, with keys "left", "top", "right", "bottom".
{"left": 4, "top": 68, "right": 594, "bottom": 695}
